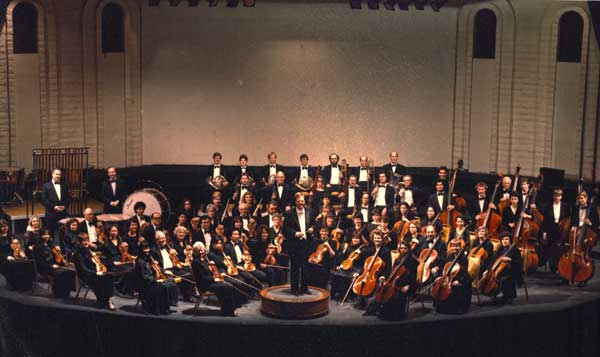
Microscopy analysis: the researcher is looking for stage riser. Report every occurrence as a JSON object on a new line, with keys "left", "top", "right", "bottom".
{"left": 0, "top": 296, "right": 598, "bottom": 357}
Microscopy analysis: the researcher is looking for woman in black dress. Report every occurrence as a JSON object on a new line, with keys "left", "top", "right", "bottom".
{"left": 34, "top": 229, "right": 76, "bottom": 298}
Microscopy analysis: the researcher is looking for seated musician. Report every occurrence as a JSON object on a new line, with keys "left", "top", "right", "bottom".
{"left": 331, "top": 235, "right": 363, "bottom": 300}
{"left": 33, "top": 229, "right": 76, "bottom": 298}
{"left": 208, "top": 238, "right": 254, "bottom": 299}
{"left": 135, "top": 241, "right": 178, "bottom": 315}
{"left": 101, "top": 225, "right": 136, "bottom": 297}
{"left": 224, "top": 230, "right": 265, "bottom": 290}
{"left": 404, "top": 221, "right": 426, "bottom": 256}
{"left": 152, "top": 230, "right": 196, "bottom": 302}
{"left": 482, "top": 232, "right": 522, "bottom": 305}
{"left": 132, "top": 201, "right": 150, "bottom": 229}
{"left": 191, "top": 242, "right": 242, "bottom": 317}
{"left": 307, "top": 227, "right": 338, "bottom": 289}
{"left": 419, "top": 225, "right": 447, "bottom": 284}
{"left": 392, "top": 202, "right": 416, "bottom": 227}
{"left": 315, "top": 213, "right": 337, "bottom": 234}
{"left": 255, "top": 225, "right": 285, "bottom": 287}
{"left": 124, "top": 219, "right": 141, "bottom": 256}
{"left": 79, "top": 208, "right": 100, "bottom": 250}
{"left": 0, "top": 221, "right": 35, "bottom": 291}
{"left": 171, "top": 226, "right": 191, "bottom": 264}
{"left": 364, "top": 240, "right": 418, "bottom": 320}
{"left": 449, "top": 216, "right": 470, "bottom": 250}
{"left": 73, "top": 233, "right": 116, "bottom": 310}
{"left": 469, "top": 226, "right": 494, "bottom": 282}
{"left": 351, "top": 230, "right": 392, "bottom": 308}
{"left": 421, "top": 206, "right": 442, "bottom": 235}
{"left": 344, "top": 215, "right": 369, "bottom": 246}
{"left": 24, "top": 215, "right": 43, "bottom": 257}
{"left": 61, "top": 218, "right": 80, "bottom": 261}
{"left": 433, "top": 238, "right": 472, "bottom": 314}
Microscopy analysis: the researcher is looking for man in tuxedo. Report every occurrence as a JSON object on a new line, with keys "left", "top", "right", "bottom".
{"left": 371, "top": 172, "right": 394, "bottom": 218}
{"left": 132, "top": 201, "right": 150, "bottom": 229}
{"left": 284, "top": 194, "right": 315, "bottom": 295}
{"left": 262, "top": 152, "right": 284, "bottom": 185}
{"left": 206, "top": 152, "right": 230, "bottom": 204}
{"left": 381, "top": 151, "right": 406, "bottom": 179}
{"left": 339, "top": 175, "right": 362, "bottom": 218}
{"left": 467, "top": 181, "right": 497, "bottom": 223}
{"left": 233, "top": 154, "right": 254, "bottom": 185}
{"left": 41, "top": 169, "right": 71, "bottom": 235}
{"left": 142, "top": 212, "right": 162, "bottom": 248}
{"left": 542, "top": 189, "right": 570, "bottom": 273}
{"left": 271, "top": 171, "right": 294, "bottom": 212}
{"left": 570, "top": 191, "right": 599, "bottom": 231}
{"left": 398, "top": 175, "right": 422, "bottom": 211}
{"left": 292, "top": 153, "right": 316, "bottom": 185}
{"left": 233, "top": 173, "right": 256, "bottom": 205}
{"left": 78, "top": 208, "right": 99, "bottom": 250}
{"left": 197, "top": 215, "right": 215, "bottom": 252}
{"left": 352, "top": 156, "right": 371, "bottom": 191}
{"left": 99, "top": 167, "right": 128, "bottom": 214}
{"left": 495, "top": 175, "right": 513, "bottom": 204}
{"left": 428, "top": 180, "right": 455, "bottom": 215}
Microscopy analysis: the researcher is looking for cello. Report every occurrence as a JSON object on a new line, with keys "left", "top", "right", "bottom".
{"left": 476, "top": 176, "right": 503, "bottom": 252}
{"left": 375, "top": 253, "right": 409, "bottom": 304}
{"left": 431, "top": 245, "right": 466, "bottom": 302}
{"left": 352, "top": 247, "right": 384, "bottom": 297}
{"left": 558, "top": 195, "right": 597, "bottom": 285}
{"left": 416, "top": 235, "right": 439, "bottom": 285}
{"left": 479, "top": 242, "right": 518, "bottom": 296}
{"left": 466, "top": 232, "right": 489, "bottom": 282}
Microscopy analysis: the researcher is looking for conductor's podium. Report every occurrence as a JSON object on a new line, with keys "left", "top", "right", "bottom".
{"left": 260, "top": 285, "right": 329, "bottom": 319}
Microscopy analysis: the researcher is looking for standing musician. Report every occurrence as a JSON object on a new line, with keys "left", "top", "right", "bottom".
{"left": 261, "top": 152, "right": 284, "bottom": 186}
{"left": 371, "top": 172, "right": 394, "bottom": 218}
{"left": 206, "top": 152, "right": 230, "bottom": 203}
{"left": 339, "top": 175, "right": 362, "bottom": 219}
{"left": 357, "top": 193, "right": 372, "bottom": 225}
{"left": 99, "top": 167, "right": 128, "bottom": 214}
{"left": 468, "top": 181, "right": 497, "bottom": 223}
{"left": 152, "top": 230, "right": 196, "bottom": 302}
{"left": 431, "top": 166, "right": 450, "bottom": 192}
{"left": 135, "top": 241, "right": 179, "bottom": 315}
{"left": 292, "top": 153, "right": 316, "bottom": 184}
{"left": 420, "top": 225, "right": 447, "bottom": 283}
{"left": 495, "top": 175, "right": 513, "bottom": 205}
{"left": 353, "top": 156, "right": 372, "bottom": 191}
{"left": 224, "top": 230, "right": 266, "bottom": 289}
{"left": 331, "top": 235, "right": 363, "bottom": 300}
{"left": 381, "top": 151, "right": 406, "bottom": 179}
{"left": 306, "top": 226, "right": 337, "bottom": 289}
{"left": 234, "top": 154, "right": 254, "bottom": 185}
{"left": 271, "top": 171, "right": 294, "bottom": 213}
{"left": 33, "top": 229, "right": 76, "bottom": 298}
{"left": 0, "top": 222, "right": 35, "bottom": 291}
{"left": 502, "top": 192, "right": 522, "bottom": 234}
{"left": 433, "top": 238, "right": 472, "bottom": 314}
{"left": 482, "top": 232, "right": 523, "bottom": 305}
{"left": 364, "top": 240, "right": 418, "bottom": 320}
{"left": 428, "top": 180, "right": 455, "bottom": 215}
{"left": 542, "top": 189, "right": 570, "bottom": 274}
{"left": 73, "top": 234, "right": 116, "bottom": 310}
{"left": 397, "top": 175, "right": 421, "bottom": 211}
{"left": 191, "top": 242, "right": 242, "bottom": 317}
{"left": 259, "top": 200, "right": 279, "bottom": 228}
{"left": 132, "top": 201, "right": 150, "bottom": 230}
{"left": 569, "top": 191, "right": 599, "bottom": 287}
{"left": 322, "top": 153, "right": 344, "bottom": 196}
{"left": 284, "top": 194, "right": 315, "bottom": 295}
{"left": 41, "top": 168, "right": 71, "bottom": 235}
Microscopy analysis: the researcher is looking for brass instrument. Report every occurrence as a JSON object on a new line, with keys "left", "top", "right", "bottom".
{"left": 207, "top": 175, "right": 227, "bottom": 190}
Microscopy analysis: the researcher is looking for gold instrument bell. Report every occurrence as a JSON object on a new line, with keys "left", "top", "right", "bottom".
{"left": 207, "top": 175, "right": 227, "bottom": 190}
{"left": 295, "top": 175, "right": 314, "bottom": 192}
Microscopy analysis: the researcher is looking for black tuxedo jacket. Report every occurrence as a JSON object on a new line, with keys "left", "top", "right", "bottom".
{"left": 542, "top": 202, "right": 570, "bottom": 232}
{"left": 272, "top": 183, "right": 295, "bottom": 209}
{"left": 351, "top": 166, "right": 371, "bottom": 183}
{"left": 283, "top": 208, "right": 315, "bottom": 256}
{"left": 232, "top": 166, "right": 254, "bottom": 183}
{"left": 261, "top": 164, "right": 285, "bottom": 182}
{"left": 373, "top": 184, "right": 394, "bottom": 208}
{"left": 381, "top": 163, "right": 406, "bottom": 178}
{"left": 78, "top": 219, "right": 97, "bottom": 236}
{"left": 343, "top": 185, "right": 363, "bottom": 208}
{"left": 207, "top": 164, "right": 230, "bottom": 182}
{"left": 570, "top": 204, "right": 599, "bottom": 229}
{"left": 99, "top": 178, "right": 128, "bottom": 213}
{"left": 41, "top": 181, "right": 71, "bottom": 212}
{"left": 428, "top": 192, "right": 451, "bottom": 214}
{"left": 142, "top": 224, "right": 161, "bottom": 247}
{"left": 467, "top": 196, "right": 494, "bottom": 221}
{"left": 291, "top": 165, "right": 316, "bottom": 182}
{"left": 321, "top": 165, "right": 343, "bottom": 186}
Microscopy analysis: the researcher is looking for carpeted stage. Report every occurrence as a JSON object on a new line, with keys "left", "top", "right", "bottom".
{"left": 0, "top": 268, "right": 599, "bottom": 357}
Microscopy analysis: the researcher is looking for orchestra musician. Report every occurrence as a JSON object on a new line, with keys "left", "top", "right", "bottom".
{"left": 404, "top": 221, "right": 426, "bottom": 255}
{"left": 152, "top": 230, "right": 196, "bottom": 302}
{"left": 469, "top": 226, "right": 494, "bottom": 281}
{"left": 41, "top": 168, "right": 71, "bottom": 235}
{"left": 73, "top": 233, "right": 116, "bottom": 310}
{"left": 397, "top": 175, "right": 421, "bottom": 211}
{"left": 433, "top": 238, "right": 472, "bottom": 314}
{"left": 191, "top": 241, "right": 242, "bottom": 317}
{"left": 224, "top": 230, "right": 266, "bottom": 288}
{"left": 142, "top": 212, "right": 163, "bottom": 248}
{"left": 261, "top": 152, "right": 284, "bottom": 186}
{"left": 132, "top": 201, "right": 150, "bottom": 229}
{"left": 0, "top": 220, "right": 35, "bottom": 292}
{"left": 271, "top": 171, "right": 294, "bottom": 213}
{"left": 468, "top": 181, "right": 497, "bottom": 223}
{"left": 482, "top": 232, "right": 523, "bottom": 305}
{"left": 331, "top": 234, "right": 363, "bottom": 300}
{"left": 371, "top": 172, "right": 394, "bottom": 218}
{"left": 102, "top": 225, "right": 136, "bottom": 297}
{"left": 208, "top": 238, "right": 253, "bottom": 300}
{"left": 448, "top": 216, "right": 470, "bottom": 249}
{"left": 306, "top": 226, "right": 337, "bottom": 289}
{"left": 322, "top": 153, "right": 344, "bottom": 198}
{"left": 357, "top": 193, "right": 372, "bottom": 225}
{"left": 135, "top": 241, "right": 179, "bottom": 315}
{"left": 344, "top": 215, "right": 369, "bottom": 246}
{"left": 124, "top": 219, "right": 141, "bottom": 256}
{"left": 541, "top": 189, "right": 570, "bottom": 274}
{"left": 352, "top": 156, "right": 372, "bottom": 191}
{"left": 61, "top": 218, "right": 80, "bottom": 261}
{"left": 33, "top": 229, "right": 76, "bottom": 298}
{"left": 428, "top": 180, "right": 455, "bottom": 215}
{"left": 23, "top": 215, "right": 42, "bottom": 257}
{"left": 339, "top": 175, "right": 362, "bottom": 219}
{"left": 292, "top": 153, "right": 316, "bottom": 184}
{"left": 351, "top": 230, "right": 392, "bottom": 308}
{"left": 381, "top": 151, "right": 406, "bottom": 179}
{"left": 78, "top": 208, "right": 99, "bottom": 250}
{"left": 495, "top": 175, "right": 513, "bottom": 205}
{"left": 99, "top": 167, "right": 128, "bottom": 214}
{"left": 233, "top": 154, "right": 254, "bottom": 185}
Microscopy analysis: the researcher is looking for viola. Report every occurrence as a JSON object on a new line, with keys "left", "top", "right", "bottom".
{"left": 208, "top": 261, "right": 224, "bottom": 282}
{"left": 10, "top": 240, "right": 27, "bottom": 260}
{"left": 242, "top": 252, "right": 256, "bottom": 272}
{"left": 119, "top": 242, "right": 136, "bottom": 264}
{"left": 352, "top": 247, "right": 384, "bottom": 297}
{"left": 309, "top": 236, "right": 335, "bottom": 265}
{"left": 51, "top": 246, "right": 65, "bottom": 265}
{"left": 150, "top": 256, "right": 167, "bottom": 281}
{"left": 263, "top": 244, "right": 277, "bottom": 266}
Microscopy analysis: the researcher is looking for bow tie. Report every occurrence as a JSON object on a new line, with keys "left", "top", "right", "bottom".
{"left": 53, "top": 181, "right": 60, "bottom": 185}
{"left": 331, "top": 166, "right": 338, "bottom": 169}
{"left": 270, "top": 165, "right": 276, "bottom": 168}
{"left": 278, "top": 184, "right": 284, "bottom": 187}
{"left": 241, "top": 186, "right": 248, "bottom": 189}
{"left": 301, "top": 167, "right": 308, "bottom": 170}
{"left": 361, "top": 168, "right": 367, "bottom": 171}
{"left": 438, "top": 192, "right": 444, "bottom": 196}
{"left": 88, "top": 221, "right": 94, "bottom": 227}
{"left": 214, "top": 165, "right": 220, "bottom": 168}
{"left": 478, "top": 196, "right": 485, "bottom": 200}
{"left": 362, "top": 206, "right": 369, "bottom": 210}
{"left": 110, "top": 179, "right": 116, "bottom": 183}
{"left": 581, "top": 206, "right": 588, "bottom": 210}
{"left": 379, "top": 184, "right": 386, "bottom": 187}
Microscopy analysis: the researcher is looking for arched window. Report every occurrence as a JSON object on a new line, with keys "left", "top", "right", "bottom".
{"left": 13, "top": 2, "right": 38, "bottom": 54}
{"left": 102, "top": 3, "right": 124, "bottom": 53}
{"left": 473, "top": 9, "right": 496, "bottom": 59}
{"left": 557, "top": 11, "right": 583, "bottom": 63}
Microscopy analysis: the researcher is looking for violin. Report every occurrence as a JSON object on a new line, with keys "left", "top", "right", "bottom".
{"left": 339, "top": 244, "right": 367, "bottom": 271}
{"left": 119, "top": 242, "right": 136, "bottom": 264}
{"left": 416, "top": 237, "right": 440, "bottom": 284}
{"left": 352, "top": 247, "right": 384, "bottom": 297}
{"left": 308, "top": 235, "right": 335, "bottom": 265}
{"left": 375, "top": 253, "right": 409, "bottom": 304}
{"left": 208, "top": 261, "right": 224, "bottom": 282}
{"left": 223, "top": 255, "right": 239, "bottom": 276}
{"left": 431, "top": 246, "right": 465, "bottom": 302}
{"left": 150, "top": 256, "right": 167, "bottom": 281}
{"left": 242, "top": 252, "right": 256, "bottom": 272}
{"left": 90, "top": 250, "right": 108, "bottom": 273}
{"left": 263, "top": 244, "right": 277, "bottom": 266}
{"left": 167, "top": 244, "right": 184, "bottom": 269}
{"left": 51, "top": 246, "right": 66, "bottom": 265}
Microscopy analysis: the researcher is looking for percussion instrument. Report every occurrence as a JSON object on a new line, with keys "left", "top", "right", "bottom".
{"left": 123, "top": 188, "right": 171, "bottom": 219}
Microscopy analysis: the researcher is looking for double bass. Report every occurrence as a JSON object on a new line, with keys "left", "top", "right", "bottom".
{"left": 352, "top": 247, "right": 384, "bottom": 296}
{"left": 440, "top": 159, "right": 465, "bottom": 231}
{"left": 431, "top": 246, "right": 466, "bottom": 302}
{"left": 476, "top": 176, "right": 503, "bottom": 252}
{"left": 517, "top": 187, "right": 540, "bottom": 273}
{"left": 558, "top": 196, "right": 597, "bottom": 284}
